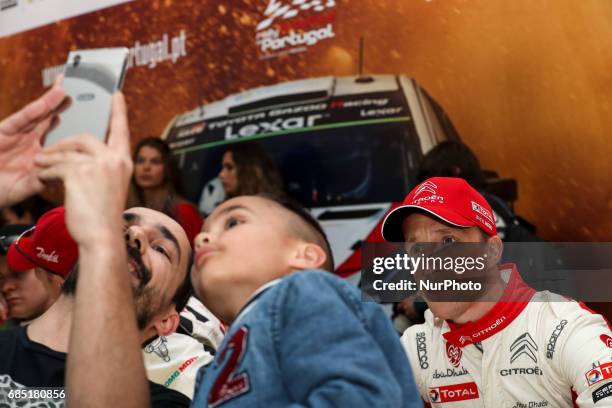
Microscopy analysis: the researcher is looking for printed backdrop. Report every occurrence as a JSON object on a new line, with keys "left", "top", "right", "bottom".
{"left": 0, "top": 0, "right": 611, "bottom": 241}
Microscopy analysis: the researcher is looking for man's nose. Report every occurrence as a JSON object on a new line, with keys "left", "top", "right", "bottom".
{"left": 125, "top": 227, "right": 148, "bottom": 254}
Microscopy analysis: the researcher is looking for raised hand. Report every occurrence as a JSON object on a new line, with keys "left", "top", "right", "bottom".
{"left": 0, "top": 80, "right": 66, "bottom": 207}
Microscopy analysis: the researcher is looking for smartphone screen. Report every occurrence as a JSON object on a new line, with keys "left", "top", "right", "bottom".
{"left": 44, "top": 47, "right": 129, "bottom": 147}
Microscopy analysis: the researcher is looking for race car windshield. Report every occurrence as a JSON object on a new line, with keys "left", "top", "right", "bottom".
{"left": 179, "top": 120, "right": 420, "bottom": 208}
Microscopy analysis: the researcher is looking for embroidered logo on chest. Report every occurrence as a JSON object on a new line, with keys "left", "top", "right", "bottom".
{"left": 446, "top": 342, "right": 462, "bottom": 368}
{"left": 209, "top": 326, "right": 251, "bottom": 407}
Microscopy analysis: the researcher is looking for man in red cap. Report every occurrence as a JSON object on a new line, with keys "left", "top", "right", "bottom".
{"left": 381, "top": 177, "right": 612, "bottom": 407}
{"left": 1, "top": 207, "right": 76, "bottom": 325}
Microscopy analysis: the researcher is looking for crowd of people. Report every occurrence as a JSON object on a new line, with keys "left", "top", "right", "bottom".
{"left": 0, "top": 80, "right": 611, "bottom": 407}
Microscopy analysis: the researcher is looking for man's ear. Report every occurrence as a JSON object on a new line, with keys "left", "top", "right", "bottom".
{"left": 152, "top": 307, "right": 180, "bottom": 337}
{"left": 486, "top": 235, "right": 504, "bottom": 267}
{"left": 289, "top": 242, "right": 327, "bottom": 271}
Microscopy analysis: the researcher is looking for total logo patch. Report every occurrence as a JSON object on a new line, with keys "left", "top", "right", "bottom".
{"left": 586, "top": 362, "right": 612, "bottom": 386}
{"left": 429, "top": 382, "right": 479, "bottom": 403}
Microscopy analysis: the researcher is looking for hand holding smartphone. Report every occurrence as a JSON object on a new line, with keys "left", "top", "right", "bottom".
{"left": 44, "top": 47, "right": 129, "bottom": 147}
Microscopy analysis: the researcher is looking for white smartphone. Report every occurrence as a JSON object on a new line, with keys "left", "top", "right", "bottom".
{"left": 44, "top": 47, "right": 129, "bottom": 146}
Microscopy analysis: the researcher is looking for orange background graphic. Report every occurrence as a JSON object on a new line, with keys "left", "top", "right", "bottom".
{"left": 0, "top": 0, "right": 610, "bottom": 241}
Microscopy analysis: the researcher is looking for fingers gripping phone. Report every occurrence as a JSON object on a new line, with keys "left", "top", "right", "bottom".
{"left": 44, "top": 47, "right": 129, "bottom": 146}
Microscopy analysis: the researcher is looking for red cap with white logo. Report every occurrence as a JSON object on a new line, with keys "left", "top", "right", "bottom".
{"left": 6, "top": 207, "right": 78, "bottom": 278}
{"left": 381, "top": 177, "right": 497, "bottom": 242}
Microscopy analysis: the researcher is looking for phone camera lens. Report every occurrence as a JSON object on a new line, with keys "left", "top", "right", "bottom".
{"left": 73, "top": 55, "right": 81, "bottom": 67}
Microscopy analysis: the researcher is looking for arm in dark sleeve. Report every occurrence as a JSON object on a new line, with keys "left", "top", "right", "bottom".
{"left": 149, "top": 381, "right": 191, "bottom": 408}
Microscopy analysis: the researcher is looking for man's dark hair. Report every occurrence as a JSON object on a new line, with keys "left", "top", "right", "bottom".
{"left": 257, "top": 192, "right": 335, "bottom": 272}
{"left": 172, "top": 251, "right": 193, "bottom": 312}
{"left": 61, "top": 264, "right": 78, "bottom": 295}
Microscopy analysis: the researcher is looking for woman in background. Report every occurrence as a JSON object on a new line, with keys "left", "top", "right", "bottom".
{"left": 219, "top": 142, "right": 284, "bottom": 199}
{"left": 198, "top": 142, "right": 285, "bottom": 215}
{"left": 128, "top": 137, "right": 202, "bottom": 243}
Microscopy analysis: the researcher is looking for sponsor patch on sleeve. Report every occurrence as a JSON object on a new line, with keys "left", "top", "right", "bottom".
{"left": 586, "top": 362, "right": 612, "bottom": 386}
{"left": 600, "top": 334, "right": 612, "bottom": 349}
{"left": 592, "top": 382, "right": 612, "bottom": 404}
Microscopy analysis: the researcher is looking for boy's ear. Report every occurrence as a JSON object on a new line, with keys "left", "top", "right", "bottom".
{"left": 289, "top": 242, "right": 327, "bottom": 271}
{"left": 152, "top": 307, "right": 180, "bottom": 337}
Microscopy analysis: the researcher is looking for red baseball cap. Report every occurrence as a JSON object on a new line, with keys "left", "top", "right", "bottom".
{"left": 6, "top": 207, "right": 78, "bottom": 278}
{"left": 381, "top": 177, "right": 497, "bottom": 242}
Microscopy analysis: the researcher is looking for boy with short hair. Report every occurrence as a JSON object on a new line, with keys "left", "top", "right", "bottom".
{"left": 190, "top": 194, "right": 420, "bottom": 407}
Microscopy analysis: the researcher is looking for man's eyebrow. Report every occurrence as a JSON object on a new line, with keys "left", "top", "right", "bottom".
{"left": 405, "top": 227, "right": 458, "bottom": 242}
{"left": 434, "top": 227, "right": 458, "bottom": 234}
{"left": 158, "top": 224, "right": 181, "bottom": 262}
{"left": 123, "top": 213, "right": 140, "bottom": 223}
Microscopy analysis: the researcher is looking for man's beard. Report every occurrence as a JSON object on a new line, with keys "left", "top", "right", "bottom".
{"left": 66, "top": 245, "right": 160, "bottom": 330}
{"left": 135, "top": 290, "right": 153, "bottom": 330}
{"left": 127, "top": 246, "right": 156, "bottom": 330}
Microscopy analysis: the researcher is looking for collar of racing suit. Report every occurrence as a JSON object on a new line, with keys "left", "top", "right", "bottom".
{"left": 443, "top": 264, "right": 536, "bottom": 347}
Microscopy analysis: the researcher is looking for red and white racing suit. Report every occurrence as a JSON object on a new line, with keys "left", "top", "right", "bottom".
{"left": 401, "top": 264, "right": 612, "bottom": 407}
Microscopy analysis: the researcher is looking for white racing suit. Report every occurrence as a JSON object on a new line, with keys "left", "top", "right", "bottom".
{"left": 401, "top": 265, "right": 612, "bottom": 407}
{"left": 143, "top": 297, "right": 225, "bottom": 398}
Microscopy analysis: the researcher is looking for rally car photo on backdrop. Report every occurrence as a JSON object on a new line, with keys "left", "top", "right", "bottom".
{"left": 162, "top": 74, "right": 502, "bottom": 283}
